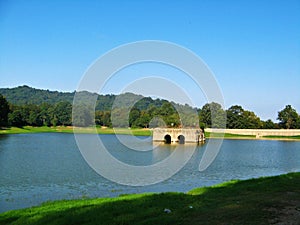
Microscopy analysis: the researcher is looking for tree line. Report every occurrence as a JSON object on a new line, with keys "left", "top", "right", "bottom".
{"left": 1, "top": 93, "right": 300, "bottom": 129}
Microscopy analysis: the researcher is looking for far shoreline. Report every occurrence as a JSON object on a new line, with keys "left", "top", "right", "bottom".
{"left": 1, "top": 126, "right": 300, "bottom": 141}
{"left": 207, "top": 135, "right": 300, "bottom": 142}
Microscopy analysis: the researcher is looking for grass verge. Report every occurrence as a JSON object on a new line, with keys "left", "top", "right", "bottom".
{"left": 205, "top": 132, "right": 300, "bottom": 140}
{"left": 263, "top": 135, "right": 300, "bottom": 140}
{"left": 0, "top": 126, "right": 151, "bottom": 136}
{"left": 205, "top": 132, "right": 255, "bottom": 139}
{"left": 0, "top": 172, "right": 299, "bottom": 225}
{"left": 1, "top": 127, "right": 299, "bottom": 140}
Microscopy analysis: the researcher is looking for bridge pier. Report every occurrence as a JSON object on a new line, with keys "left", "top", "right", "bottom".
{"left": 153, "top": 128, "right": 205, "bottom": 144}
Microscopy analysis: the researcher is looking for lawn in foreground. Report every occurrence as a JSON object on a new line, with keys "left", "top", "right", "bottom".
{"left": 1, "top": 172, "right": 299, "bottom": 225}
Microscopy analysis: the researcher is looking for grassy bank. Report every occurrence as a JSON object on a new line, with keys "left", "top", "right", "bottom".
{"left": 205, "top": 132, "right": 300, "bottom": 140}
{"left": 204, "top": 131, "right": 256, "bottom": 139}
{"left": 1, "top": 126, "right": 300, "bottom": 140}
{"left": 263, "top": 135, "right": 300, "bottom": 140}
{"left": 0, "top": 172, "right": 299, "bottom": 225}
{"left": 0, "top": 126, "right": 151, "bottom": 136}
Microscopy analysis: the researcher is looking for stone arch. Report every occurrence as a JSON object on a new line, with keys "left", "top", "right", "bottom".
{"left": 164, "top": 134, "right": 172, "bottom": 144}
{"left": 178, "top": 135, "right": 185, "bottom": 144}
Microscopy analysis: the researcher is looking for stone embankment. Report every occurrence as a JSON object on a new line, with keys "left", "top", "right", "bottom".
{"left": 205, "top": 128, "right": 300, "bottom": 138}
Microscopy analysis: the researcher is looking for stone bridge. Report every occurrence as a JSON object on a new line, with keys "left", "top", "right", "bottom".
{"left": 152, "top": 128, "right": 205, "bottom": 144}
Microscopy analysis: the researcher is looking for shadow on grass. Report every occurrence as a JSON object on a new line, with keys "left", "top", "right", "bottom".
{"left": 1, "top": 173, "right": 299, "bottom": 225}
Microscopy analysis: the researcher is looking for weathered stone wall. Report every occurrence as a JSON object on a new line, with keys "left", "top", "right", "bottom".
{"left": 153, "top": 128, "right": 205, "bottom": 143}
{"left": 205, "top": 128, "right": 300, "bottom": 138}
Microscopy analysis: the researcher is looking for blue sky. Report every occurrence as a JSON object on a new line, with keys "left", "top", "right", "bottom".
{"left": 0, "top": 0, "right": 299, "bottom": 121}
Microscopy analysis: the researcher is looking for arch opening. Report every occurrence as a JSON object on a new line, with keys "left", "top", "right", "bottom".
{"left": 164, "top": 134, "right": 171, "bottom": 144}
{"left": 178, "top": 135, "right": 185, "bottom": 144}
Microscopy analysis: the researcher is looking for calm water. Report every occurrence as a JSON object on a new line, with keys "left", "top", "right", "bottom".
{"left": 0, "top": 133, "right": 299, "bottom": 212}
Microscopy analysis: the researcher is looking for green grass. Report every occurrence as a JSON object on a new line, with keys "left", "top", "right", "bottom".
{"left": 0, "top": 126, "right": 60, "bottom": 134}
{"left": 1, "top": 127, "right": 299, "bottom": 140}
{"left": 1, "top": 172, "right": 299, "bottom": 225}
{"left": 205, "top": 132, "right": 300, "bottom": 140}
{"left": 205, "top": 132, "right": 255, "bottom": 139}
{"left": 0, "top": 126, "right": 151, "bottom": 136}
{"left": 263, "top": 135, "right": 300, "bottom": 140}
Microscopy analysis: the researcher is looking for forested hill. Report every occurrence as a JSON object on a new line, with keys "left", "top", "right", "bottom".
{"left": 0, "top": 85, "right": 77, "bottom": 105}
{"left": 0, "top": 85, "right": 194, "bottom": 112}
{"left": 0, "top": 85, "right": 199, "bottom": 128}
{"left": 0, "top": 85, "right": 115, "bottom": 111}
{"left": 1, "top": 85, "right": 299, "bottom": 129}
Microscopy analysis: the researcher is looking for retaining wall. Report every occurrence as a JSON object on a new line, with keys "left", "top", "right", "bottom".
{"left": 205, "top": 128, "right": 300, "bottom": 138}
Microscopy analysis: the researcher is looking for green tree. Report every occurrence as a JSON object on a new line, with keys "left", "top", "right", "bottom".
{"left": 226, "top": 105, "right": 244, "bottom": 128}
{"left": 262, "top": 119, "right": 277, "bottom": 129}
{"left": 111, "top": 107, "right": 128, "bottom": 127}
{"left": 158, "top": 102, "right": 175, "bottom": 116}
{"left": 95, "top": 111, "right": 103, "bottom": 126}
{"left": 144, "top": 102, "right": 180, "bottom": 128}
{"left": 147, "top": 105, "right": 159, "bottom": 117}
{"left": 226, "top": 105, "right": 262, "bottom": 129}
{"left": 242, "top": 110, "right": 262, "bottom": 129}
{"left": 40, "top": 103, "right": 52, "bottom": 126}
{"left": 27, "top": 105, "right": 43, "bottom": 126}
{"left": 95, "top": 110, "right": 112, "bottom": 127}
{"left": 129, "top": 107, "right": 140, "bottom": 127}
{"left": 277, "top": 105, "right": 299, "bottom": 129}
{"left": 165, "top": 113, "right": 180, "bottom": 127}
{"left": 72, "top": 104, "right": 94, "bottom": 127}
{"left": 8, "top": 108, "right": 26, "bottom": 127}
{"left": 102, "top": 111, "right": 112, "bottom": 127}
{"left": 176, "top": 104, "right": 199, "bottom": 127}
{"left": 199, "top": 102, "right": 226, "bottom": 128}
{"left": 53, "top": 102, "right": 72, "bottom": 126}
{"left": 0, "top": 94, "right": 9, "bottom": 127}
{"left": 133, "top": 111, "right": 151, "bottom": 128}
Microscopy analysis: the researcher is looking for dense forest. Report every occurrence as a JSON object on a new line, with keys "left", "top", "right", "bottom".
{"left": 0, "top": 85, "right": 300, "bottom": 129}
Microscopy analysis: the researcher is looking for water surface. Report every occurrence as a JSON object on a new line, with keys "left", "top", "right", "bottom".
{"left": 0, "top": 133, "right": 299, "bottom": 212}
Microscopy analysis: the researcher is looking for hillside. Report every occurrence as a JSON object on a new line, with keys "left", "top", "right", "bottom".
{"left": 2, "top": 85, "right": 293, "bottom": 129}
{"left": 0, "top": 85, "right": 197, "bottom": 115}
{"left": 0, "top": 85, "right": 75, "bottom": 105}
{"left": 0, "top": 86, "right": 116, "bottom": 111}
{"left": 0, "top": 86, "right": 155, "bottom": 111}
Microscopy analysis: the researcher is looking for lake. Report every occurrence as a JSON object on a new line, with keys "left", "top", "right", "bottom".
{"left": 0, "top": 133, "right": 300, "bottom": 212}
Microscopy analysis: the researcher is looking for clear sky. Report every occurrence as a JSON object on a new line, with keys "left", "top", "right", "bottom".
{"left": 1, "top": 0, "right": 299, "bottom": 121}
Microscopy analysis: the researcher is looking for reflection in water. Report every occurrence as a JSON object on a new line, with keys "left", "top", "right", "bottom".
{"left": 152, "top": 144, "right": 174, "bottom": 164}
{"left": 0, "top": 134, "right": 299, "bottom": 212}
{"left": 77, "top": 134, "right": 198, "bottom": 185}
